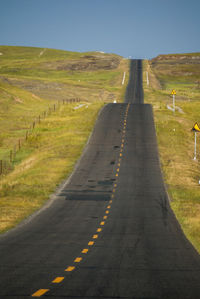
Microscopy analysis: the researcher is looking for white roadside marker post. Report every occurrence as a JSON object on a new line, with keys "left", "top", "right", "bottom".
{"left": 122, "top": 72, "right": 126, "bottom": 85}
{"left": 146, "top": 71, "right": 149, "bottom": 86}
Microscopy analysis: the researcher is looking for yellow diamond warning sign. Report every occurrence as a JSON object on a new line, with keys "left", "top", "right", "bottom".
{"left": 192, "top": 122, "right": 200, "bottom": 132}
{"left": 171, "top": 89, "right": 176, "bottom": 95}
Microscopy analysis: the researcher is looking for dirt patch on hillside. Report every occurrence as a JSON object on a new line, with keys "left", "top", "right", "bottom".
{"left": 41, "top": 55, "right": 120, "bottom": 71}
{"left": 152, "top": 54, "right": 200, "bottom": 64}
{"left": 2, "top": 77, "right": 117, "bottom": 103}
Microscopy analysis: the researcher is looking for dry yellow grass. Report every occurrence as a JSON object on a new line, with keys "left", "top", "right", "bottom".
{"left": 143, "top": 58, "right": 200, "bottom": 253}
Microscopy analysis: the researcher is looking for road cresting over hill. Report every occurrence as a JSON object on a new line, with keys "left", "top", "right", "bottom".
{"left": 31, "top": 103, "right": 130, "bottom": 297}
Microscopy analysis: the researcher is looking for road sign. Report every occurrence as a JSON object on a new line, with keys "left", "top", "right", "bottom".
{"left": 171, "top": 89, "right": 176, "bottom": 95}
{"left": 192, "top": 122, "right": 200, "bottom": 132}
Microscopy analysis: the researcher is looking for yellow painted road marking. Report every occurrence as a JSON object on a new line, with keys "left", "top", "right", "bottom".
{"left": 97, "top": 228, "right": 102, "bottom": 232}
{"left": 114, "top": 183, "right": 117, "bottom": 187}
{"left": 111, "top": 194, "right": 114, "bottom": 198}
{"left": 103, "top": 216, "right": 107, "bottom": 219}
{"left": 88, "top": 241, "right": 94, "bottom": 246}
{"left": 65, "top": 266, "right": 75, "bottom": 272}
{"left": 100, "top": 221, "right": 105, "bottom": 225}
{"left": 109, "top": 200, "right": 113, "bottom": 203}
{"left": 121, "top": 144, "right": 124, "bottom": 148}
{"left": 118, "top": 163, "right": 120, "bottom": 167}
{"left": 32, "top": 289, "right": 49, "bottom": 297}
{"left": 116, "top": 173, "right": 119, "bottom": 177}
{"left": 105, "top": 210, "right": 109, "bottom": 214}
{"left": 82, "top": 248, "right": 89, "bottom": 253}
{"left": 52, "top": 277, "right": 64, "bottom": 283}
{"left": 93, "top": 234, "right": 98, "bottom": 239}
{"left": 74, "top": 257, "right": 82, "bottom": 263}
{"left": 122, "top": 139, "right": 125, "bottom": 143}
{"left": 117, "top": 168, "right": 120, "bottom": 172}
{"left": 107, "top": 205, "right": 111, "bottom": 209}
{"left": 113, "top": 188, "right": 116, "bottom": 193}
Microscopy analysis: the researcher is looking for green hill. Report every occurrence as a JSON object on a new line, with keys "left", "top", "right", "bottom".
{"left": 0, "top": 46, "right": 128, "bottom": 233}
{"left": 143, "top": 52, "right": 200, "bottom": 252}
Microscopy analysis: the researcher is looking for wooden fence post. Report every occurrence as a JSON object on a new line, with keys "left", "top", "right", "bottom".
{"left": 13, "top": 146, "right": 16, "bottom": 159}
{"left": 10, "top": 150, "right": 13, "bottom": 163}
{"left": 0, "top": 160, "right": 2, "bottom": 174}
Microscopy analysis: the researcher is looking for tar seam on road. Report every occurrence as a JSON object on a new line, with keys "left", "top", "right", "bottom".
{"left": 31, "top": 103, "right": 130, "bottom": 297}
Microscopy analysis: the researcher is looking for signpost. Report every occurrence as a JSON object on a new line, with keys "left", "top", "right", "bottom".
{"left": 171, "top": 89, "right": 176, "bottom": 112}
{"left": 192, "top": 122, "right": 200, "bottom": 160}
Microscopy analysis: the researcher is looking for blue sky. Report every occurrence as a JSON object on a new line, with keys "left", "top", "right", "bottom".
{"left": 0, "top": 0, "right": 199, "bottom": 59}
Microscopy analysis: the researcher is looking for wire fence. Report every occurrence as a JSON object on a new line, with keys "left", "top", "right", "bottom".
{"left": 0, "top": 98, "right": 80, "bottom": 176}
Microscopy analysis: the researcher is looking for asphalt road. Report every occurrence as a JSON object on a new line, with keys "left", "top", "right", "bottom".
{"left": 124, "top": 59, "right": 143, "bottom": 104}
{"left": 1, "top": 60, "right": 200, "bottom": 298}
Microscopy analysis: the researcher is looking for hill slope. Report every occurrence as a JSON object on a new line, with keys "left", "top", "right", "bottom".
{"left": 0, "top": 46, "right": 128, "bottom": 233}
{"left": 143, "top": 52, "right": 200, "bottom": 252}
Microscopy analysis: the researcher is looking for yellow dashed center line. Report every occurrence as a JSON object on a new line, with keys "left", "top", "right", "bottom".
{"left": 88, "top": 241, "right": 94, "bottom": 246}
{"left": 74, "top": 257, "right": 82, "bottom": 263}
{"left": 32, "top": 289, "right": 49, "bottom": 297}
{"left": 93, "top": 234, "right": 98, "bottom": 239}
{"left": 103, "top": 216, "right": 108, "bottom": 220}
{"left": 82, "top": 249, "right": 89, "bottom": 254}
{"left": 65, "top": 266, "right": 75, "bottom": 272}
{"left": 97, "top": 228, "right": 102, "bottom": 232}
{"left": 52, "top": 277, "right": 64, "bottom": 284}
{"left": 100, "top": 221, "right": 105, "bottom": 225}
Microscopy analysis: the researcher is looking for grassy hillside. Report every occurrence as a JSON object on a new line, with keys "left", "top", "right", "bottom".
{"left": 143, "top": 53, "right": 200, "bottom": 253}
{"left": 0, "top": 46, "right": 129, "bottom": 233}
